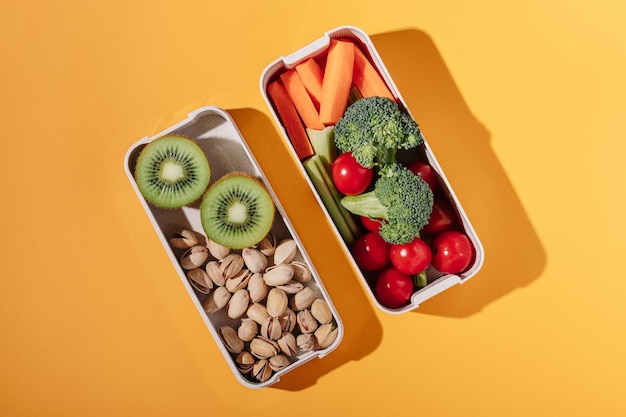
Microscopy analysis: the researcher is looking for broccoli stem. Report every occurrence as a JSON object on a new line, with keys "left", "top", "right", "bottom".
{"left": 340, "top": 191, "right": 388, "bottom": 219}
{"left": 378, "top": 147, "right": 397, "bottom": 166}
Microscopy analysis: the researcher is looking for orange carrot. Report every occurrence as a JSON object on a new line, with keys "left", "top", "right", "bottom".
{"left": 319, "top": 39, "right": 355, "bottom": 125}
{"left": 294, "top": 58, "right": 324, "bottom": 109}
{"left": 353, "top": 46, "right": 395, "bottom": 100}
{"left": 267, "top": 79, "right": 314, "bottom": 160}
{"left": 280, "top": 69, "right": 325, "bottom": 130}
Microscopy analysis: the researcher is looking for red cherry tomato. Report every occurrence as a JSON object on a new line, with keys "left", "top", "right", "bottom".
{"left": 406, "top": 161, "right": 438, "bottom": 193}
{"left": 352, "top": 232, "right": 390, "bottom": 271}
{"left": 389, "top": 237, "right": 432, "bottom": 275}
{"left": 332, "top": 152, "right": 374, "bottom": 195}
{"left": 430, "top": 231, "right": 474, "bottom": 274}
{"left": 360, "top": 216, "right": 382, "bottom": 232}
{"left": 375, "top": 267, "right": 414, "bottom": 309}
{"left": 422, "top": 198, "right": 457, "bottom": 235}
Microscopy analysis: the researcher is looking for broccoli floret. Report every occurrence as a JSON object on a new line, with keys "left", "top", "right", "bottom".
{"left": 340, "top": 164, "right": 434, "bottom": 244}
{"left": 334, "top": 96, "right": 424, "bottom": 169}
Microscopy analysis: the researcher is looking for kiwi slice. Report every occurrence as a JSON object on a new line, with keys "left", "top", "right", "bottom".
{"left": 200, "top": 173, "right": 275, "bottom": 249}
{"left": 134, "top": 135, "right": 211, "bottom": 209}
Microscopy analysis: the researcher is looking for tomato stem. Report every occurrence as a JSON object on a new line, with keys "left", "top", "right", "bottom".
{"left": 414, "top": 271, "right": 428, "bottom": 288}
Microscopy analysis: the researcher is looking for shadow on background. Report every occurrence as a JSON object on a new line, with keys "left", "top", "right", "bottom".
{"left": 228, "top": 108, "right": 383, "bottom": 391}
{"left": 371, "top": 29, "right": 546, "bottom": 317}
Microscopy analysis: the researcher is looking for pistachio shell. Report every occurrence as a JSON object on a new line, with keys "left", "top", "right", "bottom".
{"left": 263, "top": 264, "right": 294, "bottom": 287}
{"left": 257, "top": 233, "right": 277, "bottom": 256}
{"left": 296, "top": 333, "right": 317, "bottom": 352}
{"left": 277, "top": 332, "right": 297, "bottom": 356}
{"left": 290, "top": 261, "right": 313, "bottom": 283}
{"left": 276, "top": 279, "right": 304, "bottom": 294}
{"left": 247, "top": 273, "right": 269, "bottom": 303}
{"left": 219, "top": 326, "right": 244, "bottom": 354}
{"left": 202, "top": 286, "right": 231, "bottom": 314}
{"left": 227, "top": 289, "right": 250, "bottom": 319}
{"left": 296, "top": 308, "right": 319, "bottom": 334}
{"left": 242, "top": 248, "right": 268, "bottom": 274}
{"left": 266, "top": 288, "right": 288, "bottom": 317}
{"left": 219, "top": 253, "right": 244, "bottom": 278}
{"left": 205, "top": 260, "right": 225, "bottom": 287}
{"left": 314, "top": 323, "right": 339, "bottom": 349}
{"left": 273, "top": 238, "right": 297, "bottom": 264}
{"left": 250, "top": 336, "right": 279, "bottom": 359}
{"left": 289, "top": 286, "right": 317, "bottom": 311}
{"left": 237, "top": 318, "right": 258, "bottom": 342}
{"left": 279, "top": 308, "right": 297, "bottom": 333}
{"left": 235, "top": 351, "right": 255, "bottom": 374}
{"left": 247, "top": 302, "right": 270, "bottom": 325}
{"left": 260, "top": 316, "right": 283, "bottom": 340}
{"left": 186, "top": 268, "right": 213, "bottom": 294}
{"left": 252, "top": 359, "right": 273, "bottom": 382}
{"left": 225, "top": 269, "right": 252, "bottom": 293}
{"left": 170, "top": 230, "right": 199, "bottom": 249}
{"left": 207, "top": 238, "right": 230, "bottom": 260}
{"left": 269, "top": 354, "right": 290, "bottom": 372}
{"left": 180, "top": 245, "right": 209, "bottom": 270}
{"left": 310, "top": 298, "right": 333, "bottom": 324}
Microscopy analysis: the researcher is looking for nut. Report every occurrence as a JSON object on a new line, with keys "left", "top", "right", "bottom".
{"left": 225, "top": 269, "right": 252, "bottom": 293}
{"left": 219, "top": 253, "right": 244, "bottom": 279}
{"left": 205, "top": 260, "right": 225, "bottom": 287}
{"left": 279, "top": 308, "right": 297, "bottom": 333}
{"left": 266, "top": 288, "right": 288, "bottom": 317}
{"left": 186, "top": 268, "right": 213, "bottom": 294}
{"left": 296, "top": 333, "right": 317, "bottom": 352}
{"left": 314, "top": 323, "right": 339, "bottom": 349}
{"left": 296, "top": 309, "right": 319, "bottom": 334}
{"left": 202, "top": 286, "right": 231, "bottom": 314}
{"left": 170, "top": 230, "right": 199, "bottom": 249}
{"left": 260, "top": 316, "right": 282, "bottom": 340}
{"left": 227, "top": 289, "right": 250, "bottom": 319}
{"left": 207, "top": 238, "right": 230, "bottom": 260}
{"left": 235, "top": 351, "right": 255, "bottom": 374}
{"left": 277, "top": 332, "right": 297, "bottom": 356}
{"left": 242, "top": 248, "right": 268, "bottom": 274}
{"left": 276, "top": 280, "right": 304, "bottom": 295}
{"left": 273, "top": 238, "right": 297, "bottom": 264}
{"left": 252, "top": 359, "right": 272, "bottom": 383}
{"left": 290, "top": 261, "right": 313, "bottom": 283}
{"left": 247, "top": 273, "right": 269, "bottom": 303}
{"left": 289, "top": 286, "right": 317, "bottom": 311}
{"left": 180, "top": 245, "right": 209, "bottom": 270}
{"left": 269, "top": 354, "right": 290, "bottom": 372}
{"left": 246, "top": 302, "right": 270, "bottom": 325}
{"left": 237, "top": 318, "right": 258, "bottom": 342}
{"left": 310, "top": 299, "right": 333, "bottom": 324}
{"left": 257, "top": 233, "right": 277, "bottom": 256}
{"left": 250, "top": 336, "right": 279, "bottom": 359}
{"left": 263, "top": 264, "right": 294, "bottom": 286}
{"left": 219, "top": 326, "right": 244, "bottom": 354}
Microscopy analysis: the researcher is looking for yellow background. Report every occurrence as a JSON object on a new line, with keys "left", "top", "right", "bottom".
{"left": 2, "top": 1, "right": 625, "bottom": 416}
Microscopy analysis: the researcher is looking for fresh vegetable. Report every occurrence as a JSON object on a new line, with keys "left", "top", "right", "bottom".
{"left": 406, "top": 161, "right": 438, "bottom": 193}
{"left": 374, "top": 266, "right": 414, "bottom": 309}
{"left": 306, "top": 126, "right": 337, "bottom": 173}
{"left": 352, "top": 46, "right": 394, "bottom": 100}
{"left": 331, "top": 152, "right": 374, "bottom": 196}
{"left": 267, "top": 80, "right": 314, "bottom": 160}
{"left": 340, "top": 163, "right": 434, "bottom": 244}
{"left": 389, "top": 237, "right": 432, "bottom": 275}
{"left": 319, "top": 39, "right": 355, "bottom": 125}
{"left": 360, "top": 215, "right": 382, "bottom": 232}
{"left": 422, "top": 198, "right": 457, "bottom": 235}
{"left": 280, "top": 69, "right": 325, "bottom": 130}
{"left": 352, "top": 232, "right": 390, "bottom": 271}
{"left": 294, "top": 58, "right": 324, "bottom": 109}
{"left": 334, "top": 96, "right": 424, "bottom": 169}
{"left": 430, "top": 230, "right": 474, "bottom": 274}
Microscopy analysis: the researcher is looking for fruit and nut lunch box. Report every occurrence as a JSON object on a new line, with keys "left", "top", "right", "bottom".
{"left": 260, "top": 25, "right": 485, "bottom": 314}
{"left": 124, "top": 107, "right": 343, "bottom": 388}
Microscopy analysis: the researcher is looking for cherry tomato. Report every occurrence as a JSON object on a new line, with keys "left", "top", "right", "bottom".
{"left": 406, "top": 161, "right": 438, "bottom": 193}
{"left": 389, "top": 237, "right": 432, "bottom": 275}
{"left": 422, "top": 198, "right": 457, "bottom": 235}
{"left": 375, "top": 267, "right": 414, "bottom": 309}
{"left": 430, "top": 230, "right": 474, "bottom": 274}
{"left": 352, "top": 232, "right": 390, "bottom": 271}
{"left": 360, "top": 216, "right": 382, "bottom": 232}
{"left": 332, "top": 152, "right": 374, "bottom": 195}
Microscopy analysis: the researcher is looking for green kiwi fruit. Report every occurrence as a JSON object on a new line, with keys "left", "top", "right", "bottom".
{"left": 200, "top": 173, "right": 275, "bottom": 249}
{"left": 134, "top": 135, "right": 211, "bottom": 209}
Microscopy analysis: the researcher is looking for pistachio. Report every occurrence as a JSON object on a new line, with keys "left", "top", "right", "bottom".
{"left": 186, "top": 268, "right": 213, "bottom": 294}
{"left": 290, "top": 261, "right": 313, "bottom": 283}
{"left": 257, "top": 233, "right": 277, "bottom": 256}
{"left": 273, "top": 238, "right": 297, "bottom": 264}
{"left": 242, "top": 248, "right": 268, "bottom": 274}
{"left": 260, "top": 316, "right": 282, "bottom": 340}
{"left": 310, "top": 298, "right": 333, "bottom": 324}
{"left": 237, "top": 318, "right": 258, "bottom": 342}
{"left": 225, "top": 268, "right": 252, "bottom": 293}
{"left": 250, "top": 336, "right": 279, "bottom": 359}
{"left": 277, "top": 332, "right": 297, "bottom": 356}
{"left": 279, "top": 308, "right": 297, "bottom": 333}
{"left": 235, "top": 351, "right": 255, "bottom": 374}
{"left": 314, "top": 323, "right": 339, "bottom": 349}
{"left": 180, "top": 245, "right": 209, "bottom": 270}
{"left": 202, "top": 286, "right": 231, "bottom": 314}
{"left": 219, "top": 253, "right": 244, "bottom": 278}
{"left": 170, "top": 229, "right": 199, "bottom": 249}
{"left": 296, "top": 309, "right": 319, "bottom": 334}
{"left": 276, "top": 279, "right": 304, "bottom": 295}
{"left": 266, "top": 288, "right": 288, "bottom": 317}
{"left": 289, "top": 286, "right": 318, "bottom": 311}
{"left": 247, "top": 302, "right": 270, "bottom": 325}
{"left": 227, "top": 289, "right": 250, "bottom": 319}
{"left": 252, "top": 359, "right": 273, "bottom": 383}
{"left": 263, "top": 264, "right": 294, "bottom": 287}
{"left": 247, "top": 273, "right": 269, "bottom": 303}
{"left": 207, "top": 238, "right": 230, "bottom": 260}
{"left": 269, "top": 354, "right": 290, "bottom": 372}
{"left": 205, "top": 260, "right": 225, "bottom": 287}
{"left": 296, "top": 333, "right": 317, "bottom": 352}
{"left": 219, "top": 326, "right": 244, "bottom": 354}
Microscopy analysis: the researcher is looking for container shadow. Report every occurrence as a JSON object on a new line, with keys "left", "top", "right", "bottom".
{"left": 370, "top": 28, "right": 546, "bottom": 317}
{"left": 228, "top": 108, "right": 383, "bottom": 391}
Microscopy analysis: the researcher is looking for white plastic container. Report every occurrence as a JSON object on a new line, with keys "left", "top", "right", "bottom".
{"left": 124, "top": 107, "right": 343, "bottom": 388}
{"left": 260, "top": 26, "right": 485, "bottom": 314}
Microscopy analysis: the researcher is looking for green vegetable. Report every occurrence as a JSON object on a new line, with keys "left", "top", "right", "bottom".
{"left": 340, "top": 164, "right": 434, "bottom": 244}
{"left": 306, "top": 126, "right": 337, "bottom": 173}
{"left": 334, "top": 96, "right": 424, "bottom": 169}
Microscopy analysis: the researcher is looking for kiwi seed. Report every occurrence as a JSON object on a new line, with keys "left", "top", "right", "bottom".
{"left": 135, "top": 135, "right": 211, "bottom": 209}
{"left": 200, "top": 173, "right": 275, "bottom": 249}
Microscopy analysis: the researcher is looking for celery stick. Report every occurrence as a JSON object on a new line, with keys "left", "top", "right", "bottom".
{"left": 307, "top": 126, "right": 337, "bottom": 171}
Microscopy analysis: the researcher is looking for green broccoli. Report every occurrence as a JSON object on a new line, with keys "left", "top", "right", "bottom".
{"left": 340, "top": 164, "right": 434, "bottom": 244}
{"left": 334, "top": 96, "right": 424, "bottom": 169}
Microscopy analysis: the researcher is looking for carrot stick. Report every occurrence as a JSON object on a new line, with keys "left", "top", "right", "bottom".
{"left": 319, "top": 39, "right": 355, "bottom": 125}
{"left": 294, "top": 58, "right": 324, "bottom": 109}
{"left": 267, "top": 79, "right": 314, "bottom": 160}
{"left": 280, "top": 69, "right": 325, "bottom": 130}
{"left": 353, "top": 46, "right": 395, "bottom": 100}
